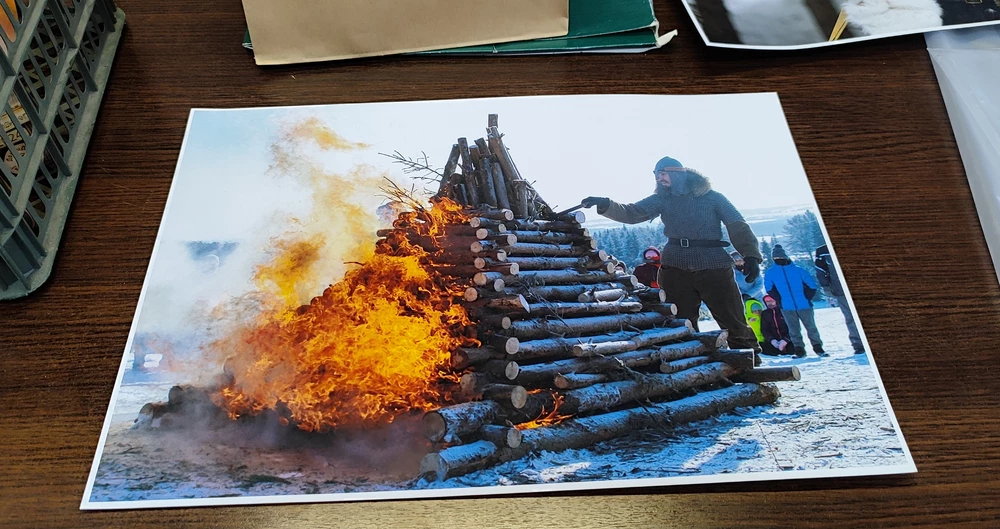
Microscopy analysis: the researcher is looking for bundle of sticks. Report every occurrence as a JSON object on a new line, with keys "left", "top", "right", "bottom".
{"left": 381, "top": 116, "right": 801, "bottom": 481}
{"left": 435, "top": 113, "right": 553, "bottom": 219}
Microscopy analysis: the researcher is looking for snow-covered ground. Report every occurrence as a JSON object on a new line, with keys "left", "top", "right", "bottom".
{"left": 419, "top": 308, "right": 906, "bottom": 489}
{"left": 88, "top": 308, "right": 908, "bottom": 503}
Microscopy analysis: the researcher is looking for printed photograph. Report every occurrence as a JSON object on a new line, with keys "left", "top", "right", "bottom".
{"left": 683, "top": 0, "right": 1000, "bottom": 49}
{"left": 82, "top": 94, "right": 915, "bottom": 509}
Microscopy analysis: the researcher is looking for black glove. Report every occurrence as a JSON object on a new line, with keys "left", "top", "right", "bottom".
{"left": 581, "top": 196, "right": 610, "bottom": 211}
{"left": 742, "top": 256, "right": 761, "bottom": 283}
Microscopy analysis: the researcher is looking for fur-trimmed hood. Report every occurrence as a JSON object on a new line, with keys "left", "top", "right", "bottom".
{"left": 657, "top": 168, "right": 712, "bottom": 197}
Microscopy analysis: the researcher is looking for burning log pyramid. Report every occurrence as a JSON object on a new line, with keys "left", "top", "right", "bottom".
{"left": 131, "top": 115, "right": 798, "bottom": 484}
{"left": 378, "top": 115, "right": 798, "bottom": 481}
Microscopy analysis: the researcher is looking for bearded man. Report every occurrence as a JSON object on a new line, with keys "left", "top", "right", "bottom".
{"left": 582, "top": 156, "right": 762, "bottom": 351}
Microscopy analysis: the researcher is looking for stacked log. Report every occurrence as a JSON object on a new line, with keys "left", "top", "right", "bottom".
{"left": 412, "top": 116, "right": 798, "bottom": 482}
{"left": 437, "top": 114, "right": 554, "bottom": 219}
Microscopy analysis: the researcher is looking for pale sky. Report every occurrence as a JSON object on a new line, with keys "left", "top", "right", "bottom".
{"left": 136, "top": 93, "right": 822, "bottom": 335}
{"left": 165, "top": 93, "right": 818, "bottom": 242}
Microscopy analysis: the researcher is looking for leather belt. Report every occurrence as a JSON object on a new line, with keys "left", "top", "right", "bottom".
{"left": 666, "top": 238, "right": 728, "bottom": 248}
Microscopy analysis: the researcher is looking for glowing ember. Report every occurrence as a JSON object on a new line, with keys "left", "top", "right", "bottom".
{"left": 212, "top": 197, "right": 477, "bottom": 432}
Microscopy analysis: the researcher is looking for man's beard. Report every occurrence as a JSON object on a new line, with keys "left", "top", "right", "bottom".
{"left": 655, "top": 172, "right": 690, "bottom": 196}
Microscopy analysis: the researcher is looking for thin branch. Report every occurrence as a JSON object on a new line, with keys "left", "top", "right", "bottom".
{"left": 378, "top": 176, "right": 431, "bottom": 211}
{"left": 379, "top": 150, "right": 444, "bottom": 182}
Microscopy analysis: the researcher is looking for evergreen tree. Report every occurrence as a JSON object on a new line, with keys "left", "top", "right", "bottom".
{"left": 783, "top": 210, "right": 824, "bottom": 256}
{"left": 760, "top": 238, "right": 773, "bottom": 271}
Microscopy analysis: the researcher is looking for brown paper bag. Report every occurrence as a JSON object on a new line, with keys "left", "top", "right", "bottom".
{"left": 243, "top": 0, "right": 569, "bottom": 65}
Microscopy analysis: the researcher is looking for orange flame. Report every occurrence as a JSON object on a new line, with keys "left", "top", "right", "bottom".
{"left": 515, "top": 393, "right": 573, "bottom": 430}
{"left": 213, "top": 197, "right": 476, "bottom": 432}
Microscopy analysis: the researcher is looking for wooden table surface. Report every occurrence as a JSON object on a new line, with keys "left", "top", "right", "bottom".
{"left": 2, "top": 0, "right": 999, "bottom": 527}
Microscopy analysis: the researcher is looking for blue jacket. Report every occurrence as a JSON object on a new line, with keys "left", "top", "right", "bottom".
{"left": 734, "top": 269, "right": 765, "bottom": 301}
{"left": 764, "top": 263, "right": 817, "bottom": 311}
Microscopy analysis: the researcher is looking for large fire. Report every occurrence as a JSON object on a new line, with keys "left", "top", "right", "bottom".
{"left": 204, "top": 118, "right": 478, "bottom": 432}
{"left": 213, "top": 198, "right": 474, "bottom": 432}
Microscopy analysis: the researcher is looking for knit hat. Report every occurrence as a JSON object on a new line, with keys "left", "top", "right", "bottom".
{"left": 771, "top": 244, "right": 789, "bottom": 261}
{"left": 653, "top": 156, "right": 685, "bottom": 174}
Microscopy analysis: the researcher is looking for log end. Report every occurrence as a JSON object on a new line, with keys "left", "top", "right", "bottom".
{"left": 510, "top": 386, "right": 528, "bottom": 409}
{"left": 450, "top": 350, "right": 468, "bottom": 371}
{"left": 553, "top": 374, "right": 570, "bottom": 389}
{"left": 422, "top": 412, "right": 447, "bottom": 443}
{"left": 464, "top": 287, "right": 479, "bottom": 302}
{"left": 496, "top": 250, "right": 508, "bottom": 262}
{"left": 717, "top": 330, "right": 730, "bottom": 348}
{"left": 501, "top": 209, "right": 514, "bottom": 221}
{"left": 492, "top": 279, "right": 506, "bottom": 292}
{"left": 507, "top": 428, "right": 523, "bottom": 449}
{"left": 475, "top": 228, "right": 490, "bottom": 240}
{"left": 459, "top": 373, "right": 478, "bottom": 393}
{"left": 517, "top": 294, "right": 530, "bottom": 313}
{"left": 507, "top": 262, "right": 520, "bottom": 275}
{"left": 418, "top": 452, "right": 441, "bottom": 481}
{"left": 505, "top": 361, "right": 520, "bottom": 380}
{"left": 474, "top": 257, "right": 487, "bottom": 269}
{"left": 501, "top": 316, "right": 512, "bottom": 330}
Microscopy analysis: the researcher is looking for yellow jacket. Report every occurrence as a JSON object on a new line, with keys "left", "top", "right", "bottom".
{"left": 744, "top": 298, "right": 764, "bottom": 342}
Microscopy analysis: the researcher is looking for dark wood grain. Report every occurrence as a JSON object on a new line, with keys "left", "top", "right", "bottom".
{"left": 2, "top": 0, "right": 999, "bottom": 527}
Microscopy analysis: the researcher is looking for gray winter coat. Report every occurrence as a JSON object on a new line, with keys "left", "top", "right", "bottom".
{"left": 597, "top": 171, "right": 762, "bottom": 272}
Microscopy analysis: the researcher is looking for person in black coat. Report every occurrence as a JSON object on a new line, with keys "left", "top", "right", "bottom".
{"left": 760, "top": 295, "right": 799, "bottom": 356}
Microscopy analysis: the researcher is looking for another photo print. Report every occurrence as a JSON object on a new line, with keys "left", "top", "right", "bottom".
{"left": 682, "top": 0, "right": 1000, "bottom": 50}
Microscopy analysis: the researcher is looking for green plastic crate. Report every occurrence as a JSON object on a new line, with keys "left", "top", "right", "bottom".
{"left": 0, "top": 0, "right": 124, "bottom": 299}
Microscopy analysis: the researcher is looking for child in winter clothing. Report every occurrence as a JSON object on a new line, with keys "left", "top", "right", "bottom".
{"left": 764, "top": 245, "right": 827, "bottom": 357}
{"left": 633, "top": 246, "right": 661, "bottom": 288}
{"left": 760, "top": 295, "right": 797, "bottom": 356}
{"left": 744, "top": 297, "right": 765, "bottom": 343}
{"left": 732, "top": 250, "right": 765, "bottom": 301}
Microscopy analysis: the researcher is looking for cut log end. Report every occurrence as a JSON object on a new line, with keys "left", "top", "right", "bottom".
{"left": 493, "top": 336, "right": 520, "bottom": 355}
{"left": 422, "top": 412, "right": 447, "bottom": 443}
{"left": 510, "top": 386, "right": 529, "bottom": 409}
{"left": 505, "top": 361, "right": 520, "bottom": 380}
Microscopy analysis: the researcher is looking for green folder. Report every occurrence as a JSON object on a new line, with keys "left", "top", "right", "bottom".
{"left": 243, "top": 0, "right": 673, "bottom": 55}
{"left": 416, "top": 0, "right": 672, "bottom": 55}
